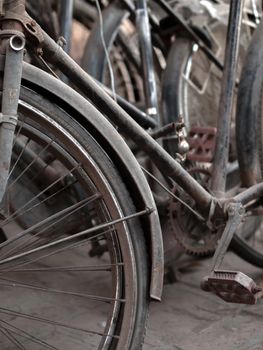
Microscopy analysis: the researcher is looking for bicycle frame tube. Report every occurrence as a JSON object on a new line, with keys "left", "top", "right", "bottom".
{"left": 0, "top": 0, "right": 25, "bottom": 203}
{"left": 211, "top": 0, "right": 245, "bottom": 196}
{"left": 59, "top": 0, "right": 73, "bottom": 84}
{"left": 59, "top": 0, "right": 73, "bottom": 54}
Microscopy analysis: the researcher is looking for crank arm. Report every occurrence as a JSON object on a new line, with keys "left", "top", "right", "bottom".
{"left": 201, "top": 202, "right": 262, "bottom": 304}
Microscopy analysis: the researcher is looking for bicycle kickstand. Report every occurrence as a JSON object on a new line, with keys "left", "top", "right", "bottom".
{"left": 201, "top": 202, "right": 263, "bottom": 304}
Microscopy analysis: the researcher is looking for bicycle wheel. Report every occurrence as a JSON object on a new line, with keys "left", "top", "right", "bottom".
{"left": 0, "top": 84, "right": 149, "bottom": 349}
{"left": 162, "top": 14, "right": 250, "bottom": 159}
{"left": 233, "top": 18, "right": 263, "bottom": 267}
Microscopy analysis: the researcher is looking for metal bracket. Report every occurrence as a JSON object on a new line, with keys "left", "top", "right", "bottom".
{"left": 57, "top": 36, "right": 67, "bottom": 48}
{"left": 0, "top": 11, "right": 44, "bottom": 46}
{"left": 0, "top": 113, "right": 17, "bottom": 126}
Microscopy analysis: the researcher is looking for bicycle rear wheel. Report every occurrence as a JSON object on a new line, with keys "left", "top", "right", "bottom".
{"left": 0, "top": 84, "right": 149, "bottom": 349}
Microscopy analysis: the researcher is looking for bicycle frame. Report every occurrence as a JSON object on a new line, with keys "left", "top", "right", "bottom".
{"left": 39, "top": 0, "right": 263, "bottom": 212}
{"left": 1, "top": 0, "right": 263, "bottom": 272}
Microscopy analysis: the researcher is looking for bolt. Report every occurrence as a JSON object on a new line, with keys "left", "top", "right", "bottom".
{"left": 238, "top": 206, "right": 245, "bottom": 216}
{"left": 227, "top": 205, "right": 235, "bottom": 216}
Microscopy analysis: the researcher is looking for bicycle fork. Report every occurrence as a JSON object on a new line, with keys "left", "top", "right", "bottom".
{"left": 0, "top": 0, "right": 25, "bottom": 204}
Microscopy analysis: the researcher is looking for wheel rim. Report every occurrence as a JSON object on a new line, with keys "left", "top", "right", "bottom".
{"left": 0, "top": 95, "right": 137, "bottom": 349}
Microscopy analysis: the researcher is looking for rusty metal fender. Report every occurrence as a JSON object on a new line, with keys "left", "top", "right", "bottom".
{"left": 21, "top": 62, "right": 164, "bottom": 300}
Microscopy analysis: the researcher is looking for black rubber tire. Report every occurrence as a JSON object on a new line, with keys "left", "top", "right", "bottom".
{"left": 0, "top": 84, "right": 149, "bottom": 349}
{"left": 161, "top": 32, "right": 227, "bottom": 158}
{"left": 232, "top": 19, "right": 263, "bottom": 267}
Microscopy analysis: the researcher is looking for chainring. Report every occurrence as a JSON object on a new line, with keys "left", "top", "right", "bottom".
{"left": 168, "top": 167, "right": 222, "bottom": 256}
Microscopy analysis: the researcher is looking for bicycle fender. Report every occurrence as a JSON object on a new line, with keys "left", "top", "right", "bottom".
{"left": 81, "top": 1, "right": 129, "bottom": 81}
{"left": 22, "top": 62, "right": 164, "bottom": 301}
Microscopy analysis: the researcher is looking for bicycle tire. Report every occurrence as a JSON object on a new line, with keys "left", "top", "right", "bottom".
{"left": 232, "top": 18, "right": 263, "bottom": 267}
{"left": 0, "top": 83, "right": 149, "bottom": 349}
{"left": 161, "top": 33, "right": 224, "bottom": 129}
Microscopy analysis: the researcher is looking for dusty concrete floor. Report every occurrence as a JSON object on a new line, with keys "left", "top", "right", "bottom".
{"left": 144, "top": 252, "right": 263, "bottom": 350}
{"left": 1, "top": 224, "right": 262, "bottom": 350}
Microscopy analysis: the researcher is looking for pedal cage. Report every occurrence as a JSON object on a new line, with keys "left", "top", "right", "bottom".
{"left": 187, "top": 126, "right": 217, "bottom": 162}
{"left": 201, "top": 270, "right": 262, "bottom": 305}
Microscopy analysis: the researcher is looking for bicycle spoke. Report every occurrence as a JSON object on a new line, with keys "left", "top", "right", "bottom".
{"left": 0, "top": 208, "right": 149, "bottom": 268}
{"left": 3, "top": 263, "right": 124, "bottom": 273}
{"left": 0, "top": 193, "right": 101, "bottom": 259}
{"left": 13, "top": 117, "right": 27, "bottom": 146}
{"left": 0, "top": 164, "right": 81, "bottom": 229}
{"left": 0, "top": 319, "right": 58, "bottom": 350}
{"left": 2, "top": 177, "right": 78, "bottom": 231}
{"left": 0, "top": 277, "right": 126, "bottom": 303}
{"left": 0, "top": 229, "right": 112, "bottom": 272}
{"left": 7, "top": 137, "right": 55, "bottom": 191}
{"left": 0, "top": 307, "right": 119, "bottom": 339}
{"left": 8, "top": 138, "right": 30, "bottom": 181}
{"left": 0, "top": 326, "right": 26, "bottom": 350}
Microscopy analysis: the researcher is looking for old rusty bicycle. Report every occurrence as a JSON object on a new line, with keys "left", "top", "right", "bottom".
{"left": 0, "top": 0, "right": 262, "bottom": 348}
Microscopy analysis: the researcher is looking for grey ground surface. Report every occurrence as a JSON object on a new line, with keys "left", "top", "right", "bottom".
{"left": 143, "top": 252, "right": 263, "bottom": 350}
{"left": 1, "top": 234, "right": 263, "bottom": 350}
{"left": 1, "top": 220, "right": 263, "bottom": 350}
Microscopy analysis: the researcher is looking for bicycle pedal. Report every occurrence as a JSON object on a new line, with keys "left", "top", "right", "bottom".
{"left": 200, "top": 270, "right": 262, "bottom": 304}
